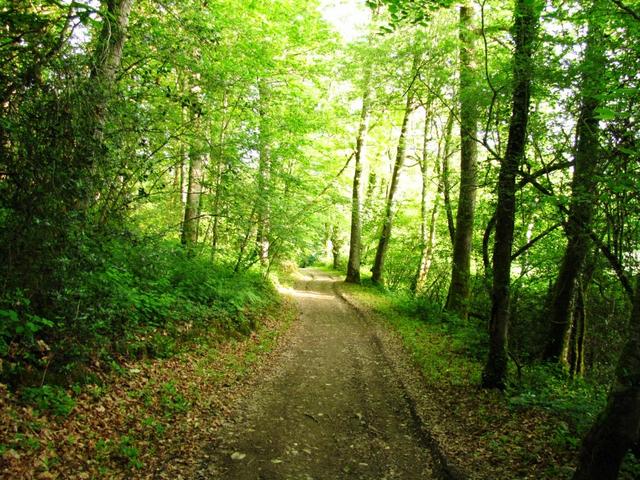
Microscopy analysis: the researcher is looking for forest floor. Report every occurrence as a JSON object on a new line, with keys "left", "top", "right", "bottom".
{"left": 193, "top": 268, "right": 440, "bottom": 480}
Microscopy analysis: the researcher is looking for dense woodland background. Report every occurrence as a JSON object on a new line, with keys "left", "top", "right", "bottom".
{"left": 1, "top": 0, "right": 639, "bottom": 478}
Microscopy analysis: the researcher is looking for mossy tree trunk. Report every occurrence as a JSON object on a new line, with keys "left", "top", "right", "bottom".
{"left": 482, "top": 0, "right": 541, "bottom": 390}
{"left": 544, "top": 4, "right": 605, "bottom": 365}
{"left": 445, "top": 2, "right": 478, "bottom": 320}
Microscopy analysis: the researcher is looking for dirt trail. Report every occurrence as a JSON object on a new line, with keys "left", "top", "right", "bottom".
{"left": 195, "top": 268, "right": 435, "bottom": 479}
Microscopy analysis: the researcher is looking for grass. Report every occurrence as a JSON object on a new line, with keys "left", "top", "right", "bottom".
{"left": 339, "top": 280, "right": 484, "bottom": 386}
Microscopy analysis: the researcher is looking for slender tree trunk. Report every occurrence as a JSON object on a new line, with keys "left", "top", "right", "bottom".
{"left": 371, "top": 55, "right": 417, "bottom": 285}
{"left": 569, "top": 279, "right": 587, "bottom": 377}
{"left": 256, "top": 81, "right": 271, "bottom": 267}
{"left": 482, "top": 0, "right": 541, "bottom": 390}
{"left": 415, "top": 110, "right": 435, "bottom": 293}
{"left": 181, "top": 146, "right": 205, "bottom": 250}
{"left": 210, "top": 161, "right": 223, "bottom": 260}
{"left": 346, "top": 67, "right": 372, "bottom": 284}
{"left": 211, "top": 94, "right": 228, "bottom": 261}
{"left": 445, "top": 2, "right": 479, "bottom": 319}
{"left": 415, "top": 111, "right": 453, "bottom": 293}
{"left": 572, "top": 276, "right": 640, "bottom": 480}
{"left": 234, "top": 204, "right": 258, "bottom": 273}
{"left": 324, "top": 223, "right": 333, "bottom": 261}
{"left": 180, "top": 150, "right": 188, "bottom": 205}
{"left": 331, "top": 225, "right": 343, "bottom": 270}
{"left": 442, "top": 130, "right": 456, "bottom": 246}
{"left": 543, "top": 9, "right": 605, "bottom": 363}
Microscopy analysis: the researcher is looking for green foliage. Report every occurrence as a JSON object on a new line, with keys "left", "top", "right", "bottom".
{"left": 21, "top": 385, "right": 75, "bottom": 417}
{"left": 96, "top": 434, "right": 143, "bottom": 470}
{"left": 0, "top": 307, "right": 54, "bottom": 359}
{"left": 1, "top": 0, "right": 639, "bottom": 476}
{"left": 159, "top": 381, "right": 189, "bottom": 418}
{"left": 0, "top": 234, "right": 278, "bottom": 386}
{"left": 508, "top": 364, "right": 607, "bottom": 433}
{"left": 116, "top": 435, "right": 143, "bottom": 469}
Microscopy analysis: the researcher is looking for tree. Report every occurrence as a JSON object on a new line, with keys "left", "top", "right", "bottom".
{"left": 415, "top": 111, "right": 454, "bottom": 293}
{"left": 543, "top": 1, "right": 607, "bottom": 366}
{"left": 371, "top": 50, "right": 420, "bottom": 285}
{"left": 444, "top": 1, "right": 479, "bottom": 320}
{"left": 181, "top": 140, "right": 205, "bottom": 250}
{"left": 255, "top": 80, "right": 272, "bottom": 267}
{"left": 346, "top": 65, "right": 373, "bottom": 284}
{"left": 482, "top": 0, "right": 542, "bottom": 390}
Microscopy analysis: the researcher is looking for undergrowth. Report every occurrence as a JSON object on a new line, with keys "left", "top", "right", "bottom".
{"left": 1, "top": 236, "right": 276, "bottom": 389}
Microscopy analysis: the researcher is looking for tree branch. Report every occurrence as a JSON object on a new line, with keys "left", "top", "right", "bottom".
{"left": 610, "top": 0, "right": 640, "bottom": 22}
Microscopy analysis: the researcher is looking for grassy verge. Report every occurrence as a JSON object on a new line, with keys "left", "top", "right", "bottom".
{"left": 334, "top": 274, "right": 638, "bottom": 480}
{"left": 0, "top": 281, "right": 297, "bottom": 479}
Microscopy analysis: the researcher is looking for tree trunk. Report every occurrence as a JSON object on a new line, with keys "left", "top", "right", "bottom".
{"left": 415, "top": 111, "right": 453, "bottom": 293}
{"left": 256, "top": 81, "right": 271, "bottom": 267}
{"left": 91, "top": 0, "right": 134, "bottom": 85}
{"left": 371, "top": 54, "right": 418, "bottom": 285}
{"left": 442, "top": 126, "right": 456, "bottom": 246}
{"left": 415, "top": 110, "right": 435, "bottom": 293}
{"left": 445, "top": 2, "right": 479, "bottom": 319}
{"left": 331, "top": 225, "right": 343, "bottom": 270}
{"left": 346, "top": 67, "right": 372, "bottom": 284}
{"left": 543, "top": 8, "right": 605, "bottom": 364}
{"left": 568, "top": 279, "right": 587, "bottom": 377}
{"left": 211, "top": 93, "right": 228, "bottom": 261}
{"left": 482, "top": 0, "right": 541, "bottom": 390}
{"left": 181, "top": 146, "right": 205, "bottom": 250}
{"left": 77, "top": 0, "right": 134, "bottom": 208}
{"left": 572, "top": 276, "right": 640, "bottom": 480}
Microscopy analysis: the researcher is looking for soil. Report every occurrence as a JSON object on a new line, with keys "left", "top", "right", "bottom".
{"left": 194, "top": 268, "right": 437, "bottom": 479}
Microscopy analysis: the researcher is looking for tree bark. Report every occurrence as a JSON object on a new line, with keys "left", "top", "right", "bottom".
{"left": 371, "top": 53, "right": 418, "bottom": 285}
{"left": 568, "top": 279, "right": 587, "bottom": 377}
{"left": 346, "top": 67, "right": 372, "bottom": 284}
{"left": 77, "top": 0, "right": 134, "bottom": 208}
{"left": 181, "top": 146, "right": 205, "bottom": 250}
{"left": 442, "top": 129, "right": 456, "bottom": 246}
{"left": 482, "top": 0, "right": 541, "bottom": 390}
{"left": 572, "top": 276, "right": 640, "bottom": 480}
{"left": 445, "top": 2, "right": 479, "bottom": 319}
{"left": 91, "top": 0, "right": 134, "bottom": 85}
{"left": 543, "top": 8, "right": 605, "bottom": 364}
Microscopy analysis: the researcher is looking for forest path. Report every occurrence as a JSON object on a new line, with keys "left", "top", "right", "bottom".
{"left": 194, "top": 268, "right": 435, "bottom": 479}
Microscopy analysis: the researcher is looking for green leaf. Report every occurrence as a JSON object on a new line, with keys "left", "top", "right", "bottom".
{"left": 595, "top": 107, "right": 617, "bottom": 121}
